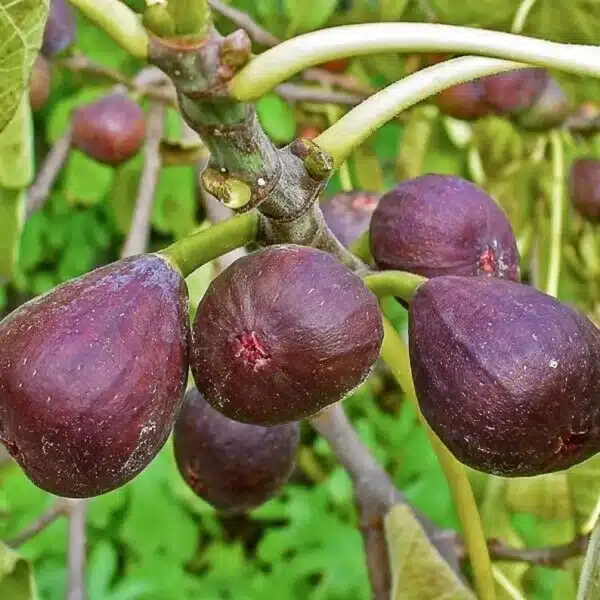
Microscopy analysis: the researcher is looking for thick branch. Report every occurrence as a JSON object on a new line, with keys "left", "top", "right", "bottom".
{"left": 120, "top": 103, "right": 164, "bottom": 258}
{"left": 66, "top": 499, "right": 87, "bottom": 600}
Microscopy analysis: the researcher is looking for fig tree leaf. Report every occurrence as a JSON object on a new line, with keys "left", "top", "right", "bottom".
{"left": 384, "top": 504, "right": 476, "bottom": 600}
{"left": 152, "top": 165, "right": 197, "bottom": 238}
{"left": 0, "top": 187, "right": 26, "bottom": 281}
{"left": 256, "top": 94, "right": 296, "bottom": 144}
{"left": 0, "top": 541, "right": 38, "bottom": 600}
{"left": 108, "top": 155, "right": 144, "bottom": 235}
{"left": 62, "top": 151, "right": 114, "bottom": 207}
{"left": 396, "top": 107, "right": 436, "bottom": 181}
{"left": 505, "top": 474, "right": 573, "bottom": 521}
{"left": 352, "top": 146, "right": 383, "bottom": 191}
{"left": 577, "top": 520, "right": 600, "bottom": 600}
{"left": 0, "top": 0, "right": 48, "bottom": 134}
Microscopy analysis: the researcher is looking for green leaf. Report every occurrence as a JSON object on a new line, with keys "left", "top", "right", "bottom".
{"left": 0, "top": 91, "right": 34, "bottom": 188}
{"left": 62, "top": 151, "right": 114, "bottom": 207}
{"left": 505, "top": 474, "right": 573, "bottom": 521}
{"left": 0, "top": 0, "right": 48, "bottom": 134}
{"left": 0, "top": 541, "right": 38, "bottom": 600}
{"left": 0, "top": 187, "right": 26, "bottom": 281}
{"left": 256, "top": 94, "right": 297, "bottom": 144}
{"left": 384, "top": 504, "right": 476, "bottom": 600}
{"left": 108, "top": 156, "right": 144, "bottom": 235}
{"left": 152, "top": 165, "right": 197, "bottom": 238}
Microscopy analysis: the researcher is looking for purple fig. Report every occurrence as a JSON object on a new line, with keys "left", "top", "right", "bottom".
{"left": 482, "top": 68, "right": 548, "bottom": 116}
{"left": 0, "top": 255, "right": 190, "bottom": 497}
{"left": 409, "top": 276, "right": 600, "bottom": 477}
{"left": 42, "top": 0, "right": 76, "bottom": 57}
{"left": 321, "top": 191, "right": 380, "bottom": 248}
{"left": 436, "top": 80, "right": 491, "bottom": 121}
{"left": 516, "top": 76, "right": 570, "bottom": 130}
{"left": 72, "top": 93, "right": 146, "bottom": 166}
{"left": 29, "top": 55, "right": 52, "bottom": 112}
{"left": 569, "top": 158, "right": 600, "bottom": 222}
{"left": 174, "top": 387, "right": 299, "bottom": 513}
{"left": 190, "top": 245, "right": 383, "bottom": 425}
{"left": 369, "top": 174, "right": 520, "bottom": 280}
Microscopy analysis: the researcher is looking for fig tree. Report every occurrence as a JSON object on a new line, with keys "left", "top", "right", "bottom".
{"left": 42, "top": 0, "right": 76, "bottom": 57}
{"left": 72, "top": 93, "right": 146, "bottom": 166}
{"left": 369, "top": 174, "right": 520, "bottom": 280}
{"left": 0, "top": 254, "right": 190, "bottom": 497}
{"left": 321, "top": 191, "right": 380, "bottom": 248}
{"left": 191, "top": 244, "right": 383, "bottom": 425}
{"left": 409, "top": 276, "right": 600, "bottom": 477}
{"left": 569, "top": 158, "right": 600, "bottom": 222}
{"left": 174, "top": 387, "right": 299, "bottom": 513}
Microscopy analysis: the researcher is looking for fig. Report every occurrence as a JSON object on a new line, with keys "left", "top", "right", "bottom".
{"left": 369, "top": 174, "right": 520, "bottom": 280}
{"left": 517, "top": 76, "right": 570, "bottom": 130}
{"left": 190, "top": 244, "right": 383, "bottom": 425}
{"left": 0, "top": 254, "right": 190, "bottom": 497}
{"left": 482, "top": 68, "right": 548, "bottom": 116}
{"left": 72, "top": 93, "right": 146, "bottom": 166}
{"left": 569, "top": 158, "right": 600, "bottom": 222}
{"left": 42, "top": 0, "right": 76, "bottom": 57}
{"left": 409, "top": 276, "right": 600, "bottom": 477}
{"left": 321, "top": 191, "right": 380, "bottom": 248}
{"left": 174, "top": 387, "right": 299, "bottom": 513}
{"left": 29, "top": 55, "right": 52, "bottom": 112}
{"left": 436, "top": 81, "right": 491, "bottom": 121}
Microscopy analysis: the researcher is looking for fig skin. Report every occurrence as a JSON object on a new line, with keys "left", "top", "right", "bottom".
{"left": 409, "top": 276, "right": 600, "bottom": 477}
{"left": 29, "top": 55, "right": 52, "bottom": 112}
{"left": 436, "top": 81, "right": 491, "bottom": 121}
{"left": 42, "top": 0, "right": 76, "bottom": 57}
{"left": 482, "top": 68, "right": 548, "bottom": 115}
{"left": 369, "top": 174, "right": 520, "bottom": 280}
{"left": 174, "top": 388, "right": 299, "bottom": 514}
{"left": 569, "top": 158, "right": 600, "bottom": 222}
{"left": 190, "top": 244, "right": 384, "bottom": 426}
{"left": 72, "top": 93, "right": 147, "bottom": 166}
{"left": 321, "top": 191, "right": 380, "bottom": 248}
{"left": 0, "top": 254, "right": 190, "bottom": 498}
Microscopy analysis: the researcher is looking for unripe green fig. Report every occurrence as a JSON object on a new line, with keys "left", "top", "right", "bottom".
{"left": 0, "top": 255, "right": 190, "bottom": 497}
{"left": 190, "top": 245, "right": 384, "bottom": 425}
{"left": 569, "top": 158, "right": 600, "bottom": 222}
{"left": 72, "top": 93, "right": 146, "bottom": 166}
{"left": 174, "top": 388, "right": 299, "bottom": 513}
{"left": 409, "top": 276, "right": 600, "bottom": 477}
{"left": 370, "top": 174, "right": 520, "bottom": 280}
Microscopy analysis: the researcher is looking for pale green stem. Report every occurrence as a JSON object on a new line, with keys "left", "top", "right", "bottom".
{"left": 159, "top": 211, "right": 258, "bottom": 277}
{"left": 379, "top": 315, "right": 496, "bottom": 600}
{"left": 316, "top": 57, "right": 525, "bottom": 167}
{"left": 67, "top": 0, "right": 149, "bottom": 59}
{"left": 363, "top": 271, "right": 426, "bottom": 303}
{"left": 229, "top": 23, "right": 600, "bottom": 101}
{"left": 511, "top": 0, "right": 539, "bottom": 34}
{"left": 546, "top": 130, "right": 565, "bottom": 297}
{"left": 350, "top": 231, "right": 372, "bottom": 264}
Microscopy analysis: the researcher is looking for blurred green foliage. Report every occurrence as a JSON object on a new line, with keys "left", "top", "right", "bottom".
{"left": 4, "top": 0, "right": 600, "bottom": 599}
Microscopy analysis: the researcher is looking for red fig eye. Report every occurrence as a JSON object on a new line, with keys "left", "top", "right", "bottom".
{"left": 190, "top": 244, "right": 384, "bottom": 425}
{"left": 370, "top": 174, "right": 520, "bottom": 281}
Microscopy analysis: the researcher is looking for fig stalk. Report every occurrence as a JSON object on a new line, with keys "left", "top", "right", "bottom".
{"left": 363, "top": 271, "right": 427, "bottom": 304}
{"left": 546, "top": 130, "right": 565, "bottom": 297}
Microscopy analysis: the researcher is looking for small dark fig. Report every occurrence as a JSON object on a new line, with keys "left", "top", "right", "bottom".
{"left": 369, "top": 174, "right": 520, "bottom": 280}
{"left": 409, "top": 276, "right": 600, "bottom": 477}
{"left": 0, "top": 254, "right": 190, "bottom": 497}
{"left": 569, "top": 158, "right": 600, "bottom": 222}
{"left": 174, "top": 387, "right": 299, "bottom": 513}
{"left": 191, "top": 244, "right": 383, "bottom": 425}
{"left": 29, "top": 55, "right": 52, "bottom": 112}
{"left": 516, "top": 76, "right": 570, "bottom": 130}
{"left": 72, "top": 93, "right": 146, "bottom": 166}
{"left": 321, "top": 191, "right": 380, "bottom": 248}
{"left": 41, "top": 0, "right": 76, "bottom": 56}
{"left": 436, "top": 81, "right": 491, "bottom": 121}
{"left": 482, "top": 68, "right": 548, "bottom": 116}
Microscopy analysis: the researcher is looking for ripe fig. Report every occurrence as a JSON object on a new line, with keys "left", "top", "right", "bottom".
{"left": 0, "top": 254, "right": 190, "bottom": 497}
{"left": 29, "top": 55, "right": 52, "bottom": 112}
{"left": 569, "top": 158, "right": 600, "bottom": 222}
{"left": 321, "top": 191, "right": 380, "bottom": 248}
{"left": 516, "top": 76, "right": 570, "bottom": 130}
{"left": 42, "top": 0, "right": 76, "bottom": 56}
{"left": 436, "top": 81, "right": 491, "bottom": 121}
{"left": 191, "top": 244, "right": 383, "bottom": 425}
{"left": 72, "top": 93, "right": 146, "bottom": 166}
{"left": 369, "top": 174, "right": 520, "bottom": 280}
{"left": 409, "top": 276, "right": 600, "bottom": 477}
{"left": 174, "top": 387, "right": 299, "bottom": 513}
{"left": 482, "top": 68, "right": 548, "bottom": 116}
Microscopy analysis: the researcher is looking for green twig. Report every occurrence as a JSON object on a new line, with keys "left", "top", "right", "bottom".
{"left": 546, "top": 130, "right": 565, "bottom": 297}
{"left": 379, "top": 314, "right": 496, "bottom": 600}
{"left": 159, "top": 211, "right": 258, "bottom": 277}
{"left": 363, "top": 271, "right": 426, "bottom": 303}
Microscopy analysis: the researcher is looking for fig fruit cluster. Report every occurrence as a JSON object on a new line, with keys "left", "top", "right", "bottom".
{"left": 436, "top": 68, "right": 569, "bottom": 130}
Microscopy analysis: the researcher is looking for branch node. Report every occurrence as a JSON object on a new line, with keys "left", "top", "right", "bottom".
{"left": 202, "top": 168, "right": 252, "bottom": 209}
{"left": 220, "top": 30, "right": 253, "bottom": 68}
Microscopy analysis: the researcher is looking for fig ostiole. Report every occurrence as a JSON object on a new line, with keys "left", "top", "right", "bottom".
{"left": 409, "top": 275, "right": 600, "bottom": 477}
{"left": 370, "top": 174, "right": 520, "bottom": 281}
{"left": 190, "top": 244, "right": 384, "bottom": 426}
{"left": 0, "top": 254, "right": 190, "bottom": 498}
{"left": 174, "top": 387, "right": 299, "bottom": 514}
